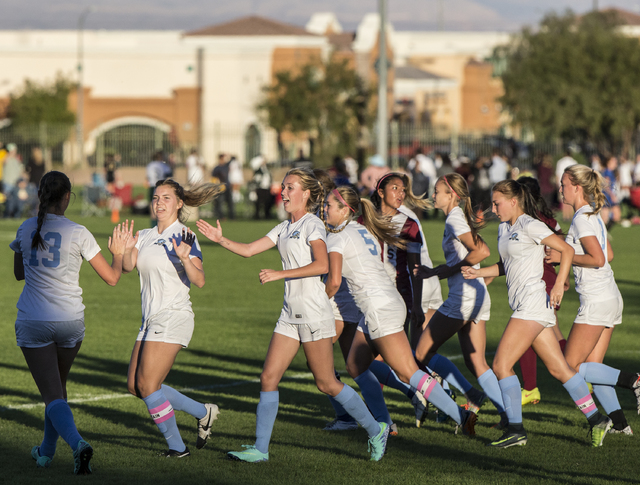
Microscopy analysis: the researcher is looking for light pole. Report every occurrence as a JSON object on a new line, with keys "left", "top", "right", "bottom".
{"left": 377, "top": 0, "right": 388, "bottom": 164}
{"left": 77, "top": 7, "right": 93, "bottom": 166}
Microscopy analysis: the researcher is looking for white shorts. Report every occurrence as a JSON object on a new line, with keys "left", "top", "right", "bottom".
{"left": 15, "top": 319, "right": 85, "bottom": 348}
{"left": 331, "top": 297, "right": 363, "bottom": 324}
{"left": 574, "top": 294, "right": 623, "bottom": 328}
{"left": 438, "top": 290, "right": 491, "bottom": 322}
{"left": 274, "top": 319, "right": 336, "bottom": 343}
{"left": 422, "top": 277, "right": 444, "bottom": 311}
{"left": 357, "top": 300, "right": 406, "bottom": 340}
{"left": 137, "top": 310, "right": 195, "bottom": 347}
{"left": 510, "top": 289, "right": 556, "bottom": 327}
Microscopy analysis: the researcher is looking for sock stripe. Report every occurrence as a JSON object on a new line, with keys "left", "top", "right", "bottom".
{"left": 417, "top": 374, "right": 437, "bottom": 399}
{"left": 149, "top": 401, "right": 175, "bottom": 424}
{"left": 575, "top": 395, "right": 597, "bottom": 415}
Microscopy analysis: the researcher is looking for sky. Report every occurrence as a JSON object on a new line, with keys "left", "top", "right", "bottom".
{"left": 1, "top": 0, "right": 640, "bottom": 32}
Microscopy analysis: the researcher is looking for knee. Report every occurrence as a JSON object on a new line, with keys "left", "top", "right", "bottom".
{"left": 315, "top": 378, "right": 339, "bottom": 396}
{"left": 345, "top": 360, "right": 363, "bottom": 379}
{"left": 259, "top": 370, "right": 279, "bottom": 391}
{"left": 492, "top": 359, "right": 509, "bottom": 381}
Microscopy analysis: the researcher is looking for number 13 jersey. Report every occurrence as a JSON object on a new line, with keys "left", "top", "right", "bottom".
{"left": 10, "top": 214, "right": 101, "bottom": 321}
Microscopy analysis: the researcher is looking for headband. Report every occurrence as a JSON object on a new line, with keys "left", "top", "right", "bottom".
{"left": 332, "top": 189, "right": 356, "bottom": 213}
{"left": 375, "top": 172, "right": 396, "bottom": 192}
{"left": 443, "top": 176, "right": 460, "bottom": 199}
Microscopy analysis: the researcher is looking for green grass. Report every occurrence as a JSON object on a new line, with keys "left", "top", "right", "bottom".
{"left": 1, "top": 201, "right": 639, "bottom": 485}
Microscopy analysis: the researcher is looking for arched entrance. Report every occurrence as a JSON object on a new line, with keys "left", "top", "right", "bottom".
{"left": 245, "top": 124, "right": 261, "bottom": 165}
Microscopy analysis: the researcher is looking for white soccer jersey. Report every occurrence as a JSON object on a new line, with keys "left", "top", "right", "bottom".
{"left": 443, "top": 207, "right": 489, "bottom": 301}
{"left": 327, "top": 222, "right": 405, "bottom": 317}
{"left": 10, "top": 214, "right": 101, "bottom": 321}
{"left": 135, "top": 219, "right": 202, "bottom": 323}
{"left": 566, "top": 205, "right": 619, "bottom": 301}
{"left": 398, "top": 205, "right": 443, "bottom": 308}
{"left": 266, "top": 213, "right": 333, "bottom": 324}
{"left": 497, "top": 214, "right": 553, "bottom": 311}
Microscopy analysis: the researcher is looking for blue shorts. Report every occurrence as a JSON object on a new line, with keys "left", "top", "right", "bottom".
{"left": 16, "top": 319, "right": 85, "bottom": 348}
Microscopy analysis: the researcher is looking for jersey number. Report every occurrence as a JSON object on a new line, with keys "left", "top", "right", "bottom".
{"left": 29, "top": 231, "right": 62, "bottom": 268}
{"left": 357, "top": 229, "right": 378, "bottom": 256}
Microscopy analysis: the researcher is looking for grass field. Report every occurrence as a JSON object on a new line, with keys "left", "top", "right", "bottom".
{"left": 1, "top": 199, "right": 639, "bottom": 485}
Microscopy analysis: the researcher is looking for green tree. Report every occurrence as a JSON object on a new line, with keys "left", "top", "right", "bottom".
{"left": 258, "top": 57, "right": 372, "bottom": 166}
{"left": 497, "top": 10, "right": 640, "bottom": 154}
{"left": 7, "top": 75, "right": 76, "bottom": 146}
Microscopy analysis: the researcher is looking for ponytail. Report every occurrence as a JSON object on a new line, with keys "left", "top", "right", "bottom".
{"left": 32, "top": 171, "right": 72, "bottom": 250}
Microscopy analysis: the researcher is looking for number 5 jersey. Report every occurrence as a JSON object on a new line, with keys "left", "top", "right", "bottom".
{"left": 10, "top": 214, "right": 101, "bottom": 321}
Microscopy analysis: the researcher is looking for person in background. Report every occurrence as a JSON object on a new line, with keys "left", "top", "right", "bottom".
{"left": 228, "top": 155, "right": 245, "bottom": 203}
{"left": 250, "top": 155, "right": 274, "bottom": 220}
{"left": 212, "top": 153, "right": 234, "bottom": 220}
{"left": 185, "top": 148, "right": 205, "bottom": 187}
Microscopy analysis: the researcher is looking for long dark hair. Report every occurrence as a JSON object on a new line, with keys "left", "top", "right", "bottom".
{"left": 32, "top": 171, "right": 72, "bottom": 250}
{"left": 517, "top": 176, "right": 554, "bottom": 220}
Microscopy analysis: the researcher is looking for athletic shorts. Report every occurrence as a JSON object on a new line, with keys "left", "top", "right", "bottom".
{"left": 330, "top": 297, "right": 363, "bottom": 324}
{"left": 137, "top": 310, "right": 195, "bottom": 347}
{"left": 274, "top": 319, "right": 336, "bottom": 343}
{"left": 16, "top": 319, "right": 85, "bottom": 348}
{"left": 422, "top": 278, "right": 444, "bottom": 311}
{"left": 574, "top": 294, "right": 623, "bottom": 328}
{"left": 438, "top": 291, "right": 491, "bottom": 323}
{"left": 510, "top": 289, "right": 556, "bottom": 327}
{"left": 357, "top": 300, "right": 406, "bottom": 340}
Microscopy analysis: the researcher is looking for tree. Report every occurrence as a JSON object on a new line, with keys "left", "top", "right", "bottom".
{"left": 496, "top": 10, "right": 640, "bottom": 154}
{"left": 258, "top": 57, "right": 372, "bottom": 166}
{"left": 7, "top": 75, "right": 76, "bottom": 146}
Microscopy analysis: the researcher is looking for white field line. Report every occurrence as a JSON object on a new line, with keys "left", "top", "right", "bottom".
{"left": 0, "top": 353, "right": 470, "bottom": 411}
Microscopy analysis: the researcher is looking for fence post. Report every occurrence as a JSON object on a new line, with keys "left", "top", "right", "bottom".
{"left": 390, "top": 120, "right": 399, "bottom": 169}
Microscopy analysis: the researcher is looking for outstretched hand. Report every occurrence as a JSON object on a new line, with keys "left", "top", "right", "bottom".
{"left": 196, "top": 219, "right": 223, "bottom": 243}
{"left": 122, "top": 219, "right": 139, "bottom": 252}
{"left": 108, "top": 223, "right": 130, "bottom": 255}
{"left": 172, "top": 228, "right": 196, "bottom": 261}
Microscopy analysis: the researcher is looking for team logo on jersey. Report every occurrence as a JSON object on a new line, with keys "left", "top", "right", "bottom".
{"left": 155, "top": 238, "right": 167, "bottom": 246}
{"left": 508, "top": 233, "right": 519, "bottom": 241}
{"left": 290, "top": 231, "right": 301, "bottom": 240}
{"left": 295, "top": 314, "right": 303, "bottom": 318}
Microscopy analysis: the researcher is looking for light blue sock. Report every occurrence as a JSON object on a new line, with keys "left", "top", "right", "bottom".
{"left": 327, "top": 396, "right": 356, "bottom": 422}
{"left": 409, "top": 370, "right": 463, "bottom": 425}
{"left": 354, "top": 370, "right": 392, "bottom": 425}
{"left": 143, "top": 389, "right": 185, "bottom": 452}
{"left": 592, "top": 384, "right": 622, "bottom": 415}
{"left": 161, "top": 384, "right": 206, "bottom": 419}
{"left": 477, "top": 369, "right": 505, "bottom": 413}
{"left": 46, "top": 399, "right": 82, "bottom": 451}
{"left": 429, "top": 354, "right": 473, "bottom": 394}
{"left": 368, "top": 359, "right": 413, "bottom": 398}
{"left": 255, "top": 391, "right": 279, "bottom": 454}
{"left": 499, "top": 375, "right": 522, "bottom": 425}
{"left": 563, "top": 373, "right": 598, "bottom": 420}
{"left": 578, "top": 362, "right": 621, "bottom": 386}
{"left": 39, "top": 408, "right": 59, "bottom": 458}
{"left": 333, "top": 385, "right": 380, "bottom": 438}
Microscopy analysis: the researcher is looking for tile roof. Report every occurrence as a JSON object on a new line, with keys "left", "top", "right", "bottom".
{"left": 602, "top": 7, "right": 640, "bottom": 26}
{"left": 185, "top": 15, "right": 317, "bottom": 37}
{"left": 395, "top": 65, "right": 452, "bottom": 81}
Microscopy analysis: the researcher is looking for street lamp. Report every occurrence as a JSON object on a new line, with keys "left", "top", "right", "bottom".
{"left": 77, "top": 6, "right": 94, "bottom": 166}
{"left": 377, "top": 0, "right": 388, "bottom": 164}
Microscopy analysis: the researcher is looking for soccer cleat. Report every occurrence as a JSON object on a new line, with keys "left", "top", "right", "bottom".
{"left": 521, "top": 387, "right": 541, "bottom": 406}
{"left": 323, "top": 418, "right": 358, "bottom": 431}
{"left": 159, "top": 447, "right": 191, "bottom": 458}
{"left": 455, "top": 408, "right": 477, "bottom": 437}
{"left": 227, "top": 445, "right": 268, "bottom": 463}
{"left": 31, "top": 446, "right": 52, "bottom": 468}
{"left": 632, "top": 374, "right": 640, "bottom": 415}
{"left": 589, "top": 415, "right": 613, "bottom": 447}
{"left": 196, "top": 403, "right": 220, "bottom": 449}
{"left": 465, "top": 389, "right": 486, "bottom": 414}
{"left": 368, "top": 422, "right": 390, "bottom": 462}
{"left": 609, "top": 425, "right": 633, "bottom": 435}
{"left": 411, "top": 392, "right": 428, "bottom": 428}
{"left": 389, "top": 423, "right": 398, "bottom": 436}
{"left": 73, "top": 440, "right": 93, "bottom": 475}
{"left": 488, "top": 428, "right": 528, "bottom": 448}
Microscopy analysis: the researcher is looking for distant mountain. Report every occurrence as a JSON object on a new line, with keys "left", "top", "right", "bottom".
{"left": 1, "top": 0, "right": 638, "bottom": 32}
